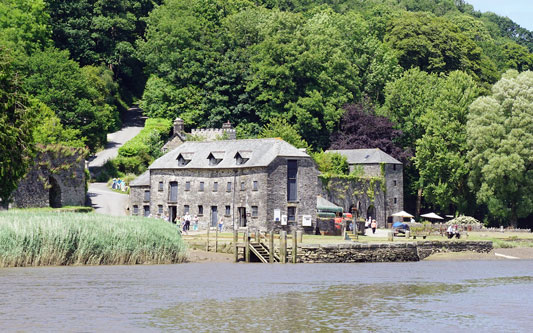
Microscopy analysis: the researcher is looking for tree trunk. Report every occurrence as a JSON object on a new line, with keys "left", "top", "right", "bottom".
{"left": 416, "top": 188, "right": 423, "bottom": 217}
{"left": 510, "top": 205, "right": 518, "bottom": 228}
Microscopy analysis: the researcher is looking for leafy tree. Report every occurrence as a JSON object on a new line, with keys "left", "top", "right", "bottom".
{"left": 0, "top": 0, "right": 51, "bottom": 53}
{"left": 19, "top": 48, "right": 119, "bottom": 151}
{"left": 385, "top": 11, "right": 497, "bottom": 83}
{"left": 311, "top": 151, "right": 349, "bottom": 175}
{"left": 258, "top": 118, "right": 308, "bottom": 149}
{"left": 414, "top": 71, "right": 480, "bottom": 214}
{"left": 467, "top": 70, "right": 533, "bottom": 227}
{"left": 0, "top": 47, "right": 35, "bottom": 207}
{"left": 31, "top": 99, "right": 85, "bottom": 147}
{"left": 329, "top": 101, "right": 409, "bottom": 163}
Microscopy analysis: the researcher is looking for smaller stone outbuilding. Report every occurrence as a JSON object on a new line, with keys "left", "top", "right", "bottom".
{"left": 129, "top": 170, "right": 151, "bottom": 217}
{"left": 12, "top": 144, "right": 87, "bottom": 208}
{"left": 324, "top": 148, "right": 403, "bottom": 228}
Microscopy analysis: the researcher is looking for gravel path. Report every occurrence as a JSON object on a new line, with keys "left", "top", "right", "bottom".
{"left": 87, "top": 182, "right": 130, "bottom": 216}
{"left": 86, "top": 107, "right": 145, "bottom": 216}
{"left": 87, "top": 107, "right": 145, "bottom": 175}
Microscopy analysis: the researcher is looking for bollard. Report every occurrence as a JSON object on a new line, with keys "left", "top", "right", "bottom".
{"left": 297, "top": 230, "right": 303, "bottom": 243}
{"left": 245, "top": 229, "right": 250, "bottom": 262}
{"left": 388, "top": 230, "right": 394, "bottom": 242}
{"left": 215, "top": 225, "right": 219, "bottom": 253}
{"left": 280, "top": 230, "right": 287, "bottom": 264}
{"left": 206, "top": 225, "right": 210, "bottom": 252}
{"left": 233, "top": 229, "right": 239, "bottom": 262}
{"left": 269, "top": 230, "right": 274, "bottom": 264}
{"left": 405, "top": 230, "right": 410, "bottom": 239}
{"left": 292, "top": 229, "right": 297, "bottom": 263}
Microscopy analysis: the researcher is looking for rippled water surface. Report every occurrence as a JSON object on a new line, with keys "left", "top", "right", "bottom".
{"left": 1, "top": 261, "right": 532, "bottom": 332}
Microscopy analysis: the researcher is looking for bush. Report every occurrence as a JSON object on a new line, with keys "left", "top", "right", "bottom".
{"left": 115, "top": 118, "right": 172, "bottom": 174}
{"left": 446, "top": 216, "right": 482, "bottom": 226}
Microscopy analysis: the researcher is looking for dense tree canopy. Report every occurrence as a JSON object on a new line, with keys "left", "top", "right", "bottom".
{"left": 467, "top": 70, "right": 533, "bottom": 227}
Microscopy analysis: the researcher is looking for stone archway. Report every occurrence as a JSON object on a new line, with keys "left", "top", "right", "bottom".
{"left": 367, "top": 205, "right": 375, "bottom": 220}
{"left": 49, "top": 176, "right": 62, "bottom": 208}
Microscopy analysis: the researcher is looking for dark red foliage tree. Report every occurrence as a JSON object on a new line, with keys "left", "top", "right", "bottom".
{"left": 329, "top": 102, "right": 411, "bottom": 164}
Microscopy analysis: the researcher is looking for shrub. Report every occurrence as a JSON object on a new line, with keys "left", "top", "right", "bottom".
{"left": 115, "top": 118, "right": 172, "bottom": 174}
{"left": 446, "top": 216, "right": 482, "bottom": 226}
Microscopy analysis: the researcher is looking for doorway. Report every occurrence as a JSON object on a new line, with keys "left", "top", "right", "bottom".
{"left": 367, "top": 205, "right": 375, "bottom": 220}
{"left": 210, "top": 206, "right": 218, "bottom": 227}
{"left": 238, "top": 207, "right": 247, "bottom": 227}
{"left": 169, "top": 206, "right": 177, "bottom": 223}
{"left": 49, "top": 176, "right": 62, "bottom": 208}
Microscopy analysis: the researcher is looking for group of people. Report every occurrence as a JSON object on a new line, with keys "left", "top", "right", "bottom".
{"left": 446, "top": 224, "right": 461, "bottom": 239}
{"left": 111, "top": 178, "right": 128, "bottom": 192}
{"left": 365, "top": 216, "right": 378, "bottom": 234}
{"left": 171, "top": 214, "right": 225, "bottom": 234}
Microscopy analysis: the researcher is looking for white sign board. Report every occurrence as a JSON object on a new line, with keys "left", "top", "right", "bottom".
{"left": 274, "top": 209, "right": 281, "bottom": 222}
{"left": 281, "top": 215, "right": 287, "bottom": 225}
{"left": 302, "top": 215, "right": 312, "bottom": 226}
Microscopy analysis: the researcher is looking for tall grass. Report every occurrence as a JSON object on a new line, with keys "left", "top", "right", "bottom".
{"left": 0, "top": 211, "right": 187, "bottom": 267}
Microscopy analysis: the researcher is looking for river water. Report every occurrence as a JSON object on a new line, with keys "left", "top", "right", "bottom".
{"left": 1, "top": 261, "right": 532, "bottom": 332}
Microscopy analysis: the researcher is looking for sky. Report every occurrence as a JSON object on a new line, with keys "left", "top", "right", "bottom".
{"left": 467, "top": 0, "right": 533, "bottom": 31}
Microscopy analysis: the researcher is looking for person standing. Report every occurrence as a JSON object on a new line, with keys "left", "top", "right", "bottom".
{"left": 218, "top": 217, "right": 224, "bottom": 233}
{"left": 184, "top": 213, "right": 191, "bottom": 232}
{"left": 371, "top": 219, "right": 377, "bottom": 234}
{"left": 193, "top": 215, "right": 199, "bottom": 231}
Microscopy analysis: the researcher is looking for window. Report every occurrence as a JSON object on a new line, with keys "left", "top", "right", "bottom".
{"left": 252, "top": 181, "right": 258, "bottom": 191}
{"left": 393, "top": 180, "right": 397, "bottom": 186}
{"left": 225, "top": 205, "right": 231, "bottom": 216}
{"left": 241, "top": 181, "right": 245, "bottom": 191}
{"left": 133, "top": 205, "right": 139, "bottom": 215}
{"left": 185, "top": 181, "right": 191, "bottom": 191}
{"left": 158, "top": 205, "right": 163, "bottom": 214}
{"left": 227, "top": 182, "right": 232, "bottom": 192}
{"left": 158, "top": 182, "right": 163, "bottom": 191}
{"left": 144, "top": 190, "right": 150, "bottom": 202}
{"left": 213, "top": 182, "right": 218, "bottom": 192}
{"left": 252, "top": 206, "right": 258, "bottom": 217}
{"left": 184, "top": 205, "right": 190, "bottom": 214}
{"left": 208, "top": 152, "right": 223, "bottom": 166}
{"left": 287, "top": 207, "right": 296, "bottom": 221}
{"left": 198, "top": 205, "right": 203, "bottom": 216}
{"left": 199, "top": 181, "right": 204, "bottom": 192}
{"left": 143, "top": 205, "right": 150, "bottom": 217}
{"left": 394, "top": 198, "right": 397, "bottom": 204}
{"left": 393, "top": 164, "right": 397, "bottom": 171}
{"left": 235, "top": 151, "right": 250, "bottom": 165}
{"left": 177, "top": 153, "right": 191, "bottom": 166}
{"left": 169, "top": 182, "right": 178, "bottom": 202}
{"left": 287, "top": 160, "right": 298, "bottom": 202}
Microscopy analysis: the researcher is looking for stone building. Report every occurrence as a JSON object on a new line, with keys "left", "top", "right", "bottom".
{"left": 12, "top": 144, "right": 87, "bottom": 208}
{"left": 324, "top": 148, "right": 403, "bottom": 228}
{"left": 130, "top": 138, "right": 319, "bottom": 232}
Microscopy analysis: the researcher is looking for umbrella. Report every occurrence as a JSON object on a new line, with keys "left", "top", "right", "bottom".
{"left": 391, "top": 210, "right": 414, "bottom": 218}
{"left": 420, "top": 212, "right": 444, "bottom": 220}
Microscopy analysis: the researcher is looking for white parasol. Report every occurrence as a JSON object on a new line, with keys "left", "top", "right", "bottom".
{"left": 420, "top": 212, "right": 444, "bottom": 220}
{"left": 391, "top": 210, "right": 414, "bottom": 218}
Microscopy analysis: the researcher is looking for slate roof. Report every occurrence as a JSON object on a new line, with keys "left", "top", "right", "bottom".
{"left": 326, "top": 148, "right": 401, "bottom": 165}
{"left": 149, "top": 138, "right": 310, "bottom": 170}
{"left": 129, "top": 170, "right": 150, "bottom": 186}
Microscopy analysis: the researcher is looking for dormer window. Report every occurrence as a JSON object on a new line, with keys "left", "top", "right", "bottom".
{"left": 208, "top": 151, "right": 224, "bottom": 166}
{"left": 235, "top": 151, "right": 251, "bottom": 165}
{"left": 177, "top": 152, "right": 193, "bottom": 166}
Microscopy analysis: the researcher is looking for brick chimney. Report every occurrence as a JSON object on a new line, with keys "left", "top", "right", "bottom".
{"left": 222, "top": 121, "right": 232, "bottom": 130}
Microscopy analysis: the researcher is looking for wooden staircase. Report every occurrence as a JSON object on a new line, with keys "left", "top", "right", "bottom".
{"left": 249, "top": 242, "right": 279, "bottom": 263}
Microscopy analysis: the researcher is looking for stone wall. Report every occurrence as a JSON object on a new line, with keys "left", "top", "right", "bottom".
{"left": 321, "top": 177, "right": 386, "bottom": 228}
{"left": 190, "top": 128, "right": 236, "bottom": 141}
{"left": 384, "top": 164, "right": 403, "bottom": 223}
{"left": 130, "top": 185, "right": 150, "bottom": 216}
{"left": 416, "top": 241, "right": 493, "bottom": 260}
{"left": 266, "top": 157, "right": 319, "bottom": 233}
{"left": 12, "top": 145, "right": 86, "bottom": 208}
{"left": 149, "top": 167, "right": 269, "bottom": 230}
{"left": 297, "top": 243, "right": 419, "bottom": 263}
{"left": 295, "top": 241, "right": 493, "bottom": 263}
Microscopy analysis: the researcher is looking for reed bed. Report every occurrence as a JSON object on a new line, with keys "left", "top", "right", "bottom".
{"left": 0, "top": 211, "right": 187, "bottom": 267}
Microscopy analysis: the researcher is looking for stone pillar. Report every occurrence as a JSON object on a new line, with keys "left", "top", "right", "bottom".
{"left": 173, "top": 118, "right": 184, "bottom": 136}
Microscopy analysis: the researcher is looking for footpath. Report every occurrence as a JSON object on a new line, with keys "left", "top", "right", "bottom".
{"left": 86, "top": 107, "right": 145, "bottom": 216}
